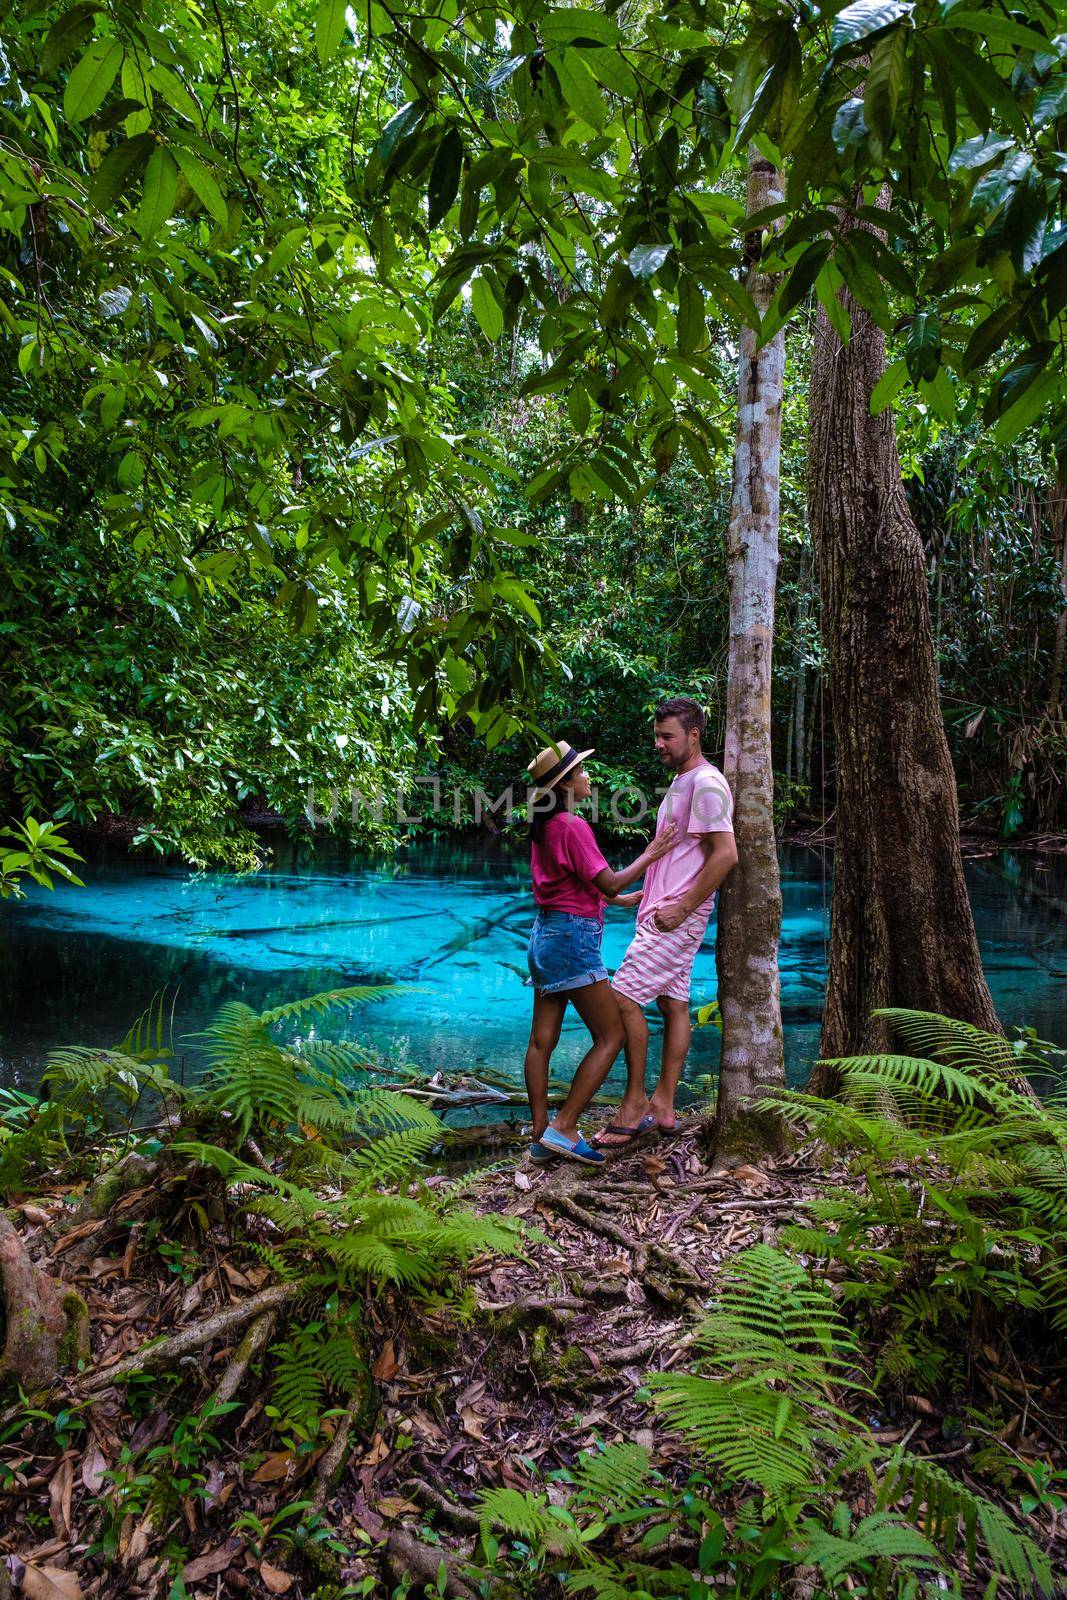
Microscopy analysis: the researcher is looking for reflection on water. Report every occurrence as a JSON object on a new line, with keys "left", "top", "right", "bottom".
{"left": 0, "top": 839, "right": 1064, "bottom": 1096}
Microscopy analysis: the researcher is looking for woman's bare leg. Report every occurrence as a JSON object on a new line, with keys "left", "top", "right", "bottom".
{"left": 550, "top": 980, "right": 624, "bottom": 1140}
{"left": 524, "top": 992, "right": 566, "bottom": 1139}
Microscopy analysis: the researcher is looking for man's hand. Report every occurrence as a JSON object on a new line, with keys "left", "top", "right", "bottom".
{"left": 610, "top": 890, "right": 643, "bottom": 907}
{"left": 652, "top": 900, "right": 688, "bottom": 932}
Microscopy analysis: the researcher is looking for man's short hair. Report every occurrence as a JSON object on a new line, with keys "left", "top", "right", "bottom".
{"left": 654, "top": 697, "right": 706, "bottom": 738}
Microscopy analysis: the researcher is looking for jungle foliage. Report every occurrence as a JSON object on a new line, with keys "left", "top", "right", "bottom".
{"left": 473, "top": 1013, "right": 1067, "bottom": 1599}
{"left": 2, "top": 0, "right": 1066, "bottom": 859}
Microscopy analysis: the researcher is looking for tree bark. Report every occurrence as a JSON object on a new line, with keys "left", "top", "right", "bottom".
{"left": 1047, "top": 487, "right": 1067, "bottom": 720}
{"left": 712, "top": 152, "right": 788, "bottom": 1159}
{"left": 807, "top": 192, "right": 1001, "bottom": 1079}
{"left": 0, "top": 1214, "right": 88, "bottom": 1392}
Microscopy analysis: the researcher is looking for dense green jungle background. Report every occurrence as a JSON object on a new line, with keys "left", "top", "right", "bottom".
{"left": 6, "top": 315, "right": 1065, "bottom": 866}
{"left": 2, "top": 86, "right": 1064, "bottom": 866}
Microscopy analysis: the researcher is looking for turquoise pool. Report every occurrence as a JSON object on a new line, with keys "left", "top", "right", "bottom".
{"left": 0, "top": 840, "right": 1063, "bottom": 1096}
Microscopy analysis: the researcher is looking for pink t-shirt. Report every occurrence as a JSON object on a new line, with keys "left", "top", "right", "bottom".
{"left": 531, "top": 811, "right": 610, "bottom": 922}
{"left": 638, "top": 760, "right": 734, "bottom": 924}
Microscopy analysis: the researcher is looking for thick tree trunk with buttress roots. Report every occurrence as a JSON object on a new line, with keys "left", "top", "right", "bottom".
{"left": 807, "top": 193, "right": 1001, "bottom": 1082}
{"left": 712, "top": 152, "right": 788, "bottom": 1162}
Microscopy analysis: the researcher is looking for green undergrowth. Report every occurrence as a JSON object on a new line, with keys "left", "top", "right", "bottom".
{"left": 0, "top": 985, "right": 527, "bottom": 1588}
{"left": 471, "top": 1012, "right": 1066, "bottom": 1600}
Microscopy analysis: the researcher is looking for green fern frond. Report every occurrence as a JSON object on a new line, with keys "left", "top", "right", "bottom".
{"left": 300, "top": 1040, "right": 378, "bottom": 1076}
{"left": 568, "top": 1443, "right": 656, "bottom": 1513}
{"left": 327, "top": 1231, "right": 434, "bottom": 1286}
{"left": 342, "top": 1126, "right": 439, "bottom": 1187}
{"left": 257, "top": 984, "right": 399, "bottom": 1026}
{"left": 873, "top": 1009, "right": 1024, "bottom": 1070}
{"left": 479, "top": 1488, "right": 582, "bottom": 1557}
{"left": 798, "top": 1511, "right": 941, "bottom": 1581}
{"left": 877, "top": 1450, "right": 1054, "bottom": 1593}
{"left": 118, "top": 987, "right": 178, "bottom": 1062}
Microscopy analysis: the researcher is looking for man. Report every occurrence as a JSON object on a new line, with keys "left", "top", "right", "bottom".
{"left": 598, "top": 697, "right": 738, "bottom": 1146}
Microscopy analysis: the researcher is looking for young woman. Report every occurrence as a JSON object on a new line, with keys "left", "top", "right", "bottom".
{"left": 522, "top": 741, "right": 678, "bottom": 1165}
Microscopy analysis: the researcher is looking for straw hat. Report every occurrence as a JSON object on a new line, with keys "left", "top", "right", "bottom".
{"left": 526, "top": 742, "right": 595, "bottom": 803}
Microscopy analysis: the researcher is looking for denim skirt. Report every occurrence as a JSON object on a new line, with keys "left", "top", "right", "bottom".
{"left": 526, "top": 908, "right": 608, "bottom": 996}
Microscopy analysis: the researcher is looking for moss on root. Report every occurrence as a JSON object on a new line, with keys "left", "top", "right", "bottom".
{"left": 703, "top": 1108, "right": 794, "bottom": 1169}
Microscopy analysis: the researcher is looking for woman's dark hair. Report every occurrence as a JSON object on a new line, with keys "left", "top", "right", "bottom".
{"left": 529, "top": 781, "right": 568, "bottom": 844}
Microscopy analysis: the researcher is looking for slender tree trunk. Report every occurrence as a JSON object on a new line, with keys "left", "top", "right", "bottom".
{"left": 1048, "top": 488, "right": 1067, "bottom": 719}
{"left": 712, "top": 152, "right": 787, "bottom": 1159}
{"left": 793, "top": 544, "right": 812, "bottom": 791}
{"left": 807, "top": 193, "right": 1001, "bottom": 1082}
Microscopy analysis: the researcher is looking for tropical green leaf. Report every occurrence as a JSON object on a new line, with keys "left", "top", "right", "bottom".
{"left": 471, "top": 275, "right": 504, "bottom": 341}
{"left": 551, "top": 50, "right": 606, "bottom": 130}
{"left": 831, "top": 0, "right": 912, "bottom": 57}
{"left": 427, "top": 126, "right": 463, "bottom": 228}
{"left": 315, "top": 0, "right": 348, "bottom": 63}
{"left": 172, "top": 146, "right": 229, "bottom": 226}
{"left": 63, "top": 37, "right": 123, "bottom": 123}
{"left": 629, "top": 243, "right": 671, "bottom": 280}
{"left": 137, "top": 145, "right": 178, "bottom": 237}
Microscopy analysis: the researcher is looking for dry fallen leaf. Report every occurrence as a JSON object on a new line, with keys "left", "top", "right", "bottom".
{"left": 259, "top": 1561, "right": 294, "bottom": 1594}
{"left": 372, "top": 1338, "right": 399, "bottom": 1381}
{"left": 47, "top": 1456, "right": 73, "bottom": 1543}
{"left": 374, "top": 1497, "right": 421, "bottom": 1520}
{"left": 19, "top": 1564, "right": 83, "bottom": 1600}
{"left": 362, "top": 1431, "right": 391, "bottom": 1466}
{"left": 222, "top": 1260, "right": 255, "bottom": 1290}
{"left": 181, "top": 1539, "right": 244, "bottom": 1582}
{"left": 733, "top": 1164, "right": 771, "bottom": 1190}
{"left": 460, "top": 1406, "right": 486, "bottom": 1441}
{"left": 250, "top": 1451, "right": 296, "bottom": 1484}
{"left": 456, "top": 1377, "right": 487, "bottom": 1409}
{"left": 80, "top": 1445, "right": 108, "bottom": 1495}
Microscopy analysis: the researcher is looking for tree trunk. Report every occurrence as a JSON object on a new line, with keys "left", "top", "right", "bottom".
{"left": 712, "top": 152, "right": 788, "bottom": 1162}
{"left": 807, "top": 192, "right": 1001, "bottom": 1082}
{"left": 793, "top": 543, "right": 812, "bottom": 791}
{"left": 1047, "top": 487, "right": 1067, "bottom": 720}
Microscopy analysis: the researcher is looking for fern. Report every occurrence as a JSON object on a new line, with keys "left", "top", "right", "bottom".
{"left": 479, "top": 1489, "right": 582, "bottom": 1557}
{"left": 197, "top": 992, "right": 438, "bottom": 1147}
{"left": 876, "top": 1450, "right": 1054, "bottom": 1593}
{"left": 797, "top": 1511, "right": 941, "bottom": 1582}
{"left": 566, "top": 1444, "right": 656, "bottom": 1515}
{"left": 257, "top": 984, "right": 397, "bottom": 1026}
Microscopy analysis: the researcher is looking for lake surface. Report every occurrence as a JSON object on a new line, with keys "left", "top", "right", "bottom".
{"left": 1, "top": 840, "right": 1064, "bottom": 1102}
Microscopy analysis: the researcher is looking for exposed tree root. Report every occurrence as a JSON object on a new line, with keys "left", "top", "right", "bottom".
{"left": 0, "top": 1213, "right": 86, "bottom": 1391}
{"left": 81, "top": 1281, "right": 299, "bottom": 1391}
{"left": 402, "top": 1477, "right": 483, "bottom": 1531}
{"left": 385, "top": 1527, "right": 477, "bottom": 1599}
{"left": 210, "top": 1307, "right": 278, "bottom": 1413}
{"left": 76, "top": 1150, "right": 161, "bottom": 1221}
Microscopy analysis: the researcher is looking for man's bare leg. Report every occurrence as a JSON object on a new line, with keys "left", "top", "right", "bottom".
{"left": 648, "top": 995, "right": 691, "bottom": 1129}
{"left": 600, "top": 988, "right": 654, "bottom": 1140}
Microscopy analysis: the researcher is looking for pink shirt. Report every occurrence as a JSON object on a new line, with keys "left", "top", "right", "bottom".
{"left": 638, "top": 760, "right": 734, "bottom": 924}
{"left": 531, "top": 811, "right": 610, "bottom": 922}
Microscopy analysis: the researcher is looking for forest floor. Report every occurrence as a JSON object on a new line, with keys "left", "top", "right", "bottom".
{"left": 2, "top": 1121, "right": 1064, "bottom": 1600}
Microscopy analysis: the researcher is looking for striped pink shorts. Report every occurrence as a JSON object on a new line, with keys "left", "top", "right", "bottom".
{"left": 611, "top": 911, "right": 709, "bottom": 1005}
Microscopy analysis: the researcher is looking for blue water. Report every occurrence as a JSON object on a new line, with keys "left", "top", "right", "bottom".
{"left": 0, "top": 841, "right": 1064, "bottom": 1097}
